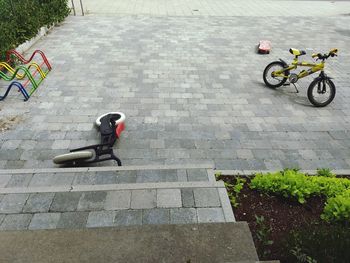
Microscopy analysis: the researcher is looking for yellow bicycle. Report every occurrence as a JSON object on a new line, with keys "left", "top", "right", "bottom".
{"left": 263, "top": 48, "right": 338, "bottom": 107}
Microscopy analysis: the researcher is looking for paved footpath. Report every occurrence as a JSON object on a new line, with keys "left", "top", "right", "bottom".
{"left": 1, "top": 1, "right": 350, "bottom": 170}
{"left": 79, "top": 0, "right": 350, "bottom": 16}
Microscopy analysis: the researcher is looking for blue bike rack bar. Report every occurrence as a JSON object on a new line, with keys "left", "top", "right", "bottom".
{"left": 0, "top": 81, "right": 30, "bottom": 101}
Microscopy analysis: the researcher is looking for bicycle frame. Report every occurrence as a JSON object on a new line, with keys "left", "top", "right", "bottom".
{"left": 273, "top": 56, "right": 325, "bottom": 79}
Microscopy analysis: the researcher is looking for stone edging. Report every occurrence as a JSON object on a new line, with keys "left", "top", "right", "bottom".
{"left": 218, "top": 187, "right": 235, "bottom": 222}
{"left": 215, "top": 169, "right": 350, "bottom": 177}
{"left": 0, "top": 163, "right": 214, "bottom": 175}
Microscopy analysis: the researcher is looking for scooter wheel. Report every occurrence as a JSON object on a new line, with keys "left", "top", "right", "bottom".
{"left": 95, "top": 112, "right": 126, "bottom": 127}
{"left": 53, "top": 151, "right": 93, "bottom": 164}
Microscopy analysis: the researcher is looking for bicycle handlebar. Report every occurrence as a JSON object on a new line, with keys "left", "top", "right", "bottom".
{"left": 312, "top": 48, "right": 338, "bottom": 60}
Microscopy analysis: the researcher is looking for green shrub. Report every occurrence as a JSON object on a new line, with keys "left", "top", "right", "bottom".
{"left": 309, "top": 176, "right": 350, "bottom": 197}
{"left": 0, "top": 0, "right": 70, "bottom": 61}
{"left": 250, "top": 170, "right": 320, "bottom": 203}
{"left": 316, "top": 168, "right": 336, "bottom": 178}
{"left": 250, "top": 169, "right": 350, "bottom": 223}
{"left": 322, "top": 189, "right": 350, "bottom": 222}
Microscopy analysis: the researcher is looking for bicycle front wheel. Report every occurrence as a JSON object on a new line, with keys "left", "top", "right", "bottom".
{"left": 307, "top": 78, "right": 336, "bottom": 107}
{"left": 263, "top": 61, "right": 289, "bottom": 88}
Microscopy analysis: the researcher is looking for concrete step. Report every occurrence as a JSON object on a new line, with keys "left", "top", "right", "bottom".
{"left": 0, "top": 164, "right": 216, "bottom": 188}
{"left": 0, "top": 222, "right": 259, "bottom": 263}
{"left": 0, "top": 181, "right": 234, "bottom": 230}
{"left": 0, "top": 164, "right": 236, "bottom": 231}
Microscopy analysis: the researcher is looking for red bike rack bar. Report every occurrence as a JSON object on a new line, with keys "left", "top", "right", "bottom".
{"left": 6, "top": 49, "right": 52, "bottom": 70}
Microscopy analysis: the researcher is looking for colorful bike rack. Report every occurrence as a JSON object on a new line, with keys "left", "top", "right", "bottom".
{"left": 0, "top": 49, "right": 51, "bottom": 101}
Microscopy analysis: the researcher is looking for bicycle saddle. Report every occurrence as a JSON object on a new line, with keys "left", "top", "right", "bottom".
{"left": 289, "top": 48, "right": 306, "bottom": 56}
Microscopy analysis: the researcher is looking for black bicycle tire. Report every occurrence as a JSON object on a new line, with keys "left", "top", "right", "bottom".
{"left": 263, "top": 61, "right": 289, "bottom": 88}
{"left": 307, "top": 78, "right": 336, "bottom": 107}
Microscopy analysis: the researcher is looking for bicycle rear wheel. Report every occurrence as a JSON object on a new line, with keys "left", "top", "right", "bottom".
{"left": 263, "top": 61, "right": 289, "bottom": 88}
{"left": 307, "top": 78, "right": 336, "bottom": 107}
{"left": 53, "top": 151, "right": 93, "bottom": 164}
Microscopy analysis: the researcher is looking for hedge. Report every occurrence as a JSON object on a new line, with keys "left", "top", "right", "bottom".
{"left": 250, "top": 169, "right": 350, "bottom": 223}
{"left": 0, "top": 0, "right": 70, "bottom": 61}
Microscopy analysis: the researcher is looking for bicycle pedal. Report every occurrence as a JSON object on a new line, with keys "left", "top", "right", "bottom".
{"left": 283, "top": 83, "right": 290, "bottom": 86}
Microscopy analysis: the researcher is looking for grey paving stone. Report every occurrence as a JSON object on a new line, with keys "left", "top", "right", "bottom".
{"left": 136, "top": 169, "right": 178, "bottom": 183}
{"left": 29, "top": 213, "right": 61, "bottom": 230}
{"left": 197, "top": 208, "right": 225, "bottom": 223}
{"left": 0, "top": 150, "right": 23, "bottom": 161}
{"left": 29, "top": 173, "right": 74, "bottom": 187}
{"left": 0, "top": 175, "right": 12, "bottom": 187}
{"left": 1, "top": 140, "right": 22, "bottom": 150}
{"left": 181, "top": 189, "right": 195, "bottom": 208}
{"left": 50, "top": 192, "right": 82, "bottom": 212}
{"left": 23, "top": 193, "right": 55, "bottom": 213}
{"left": 77, "top": 192, "right": 107, "bottom": 211}
{"left": 86, "top": 211, "right": 115, "bottom": 228}
{"left": 93, "top": 171, "right": 117, "bottom": 185}
{"left": 130, "top": 190, "right": 156, "bottom": 209}
{"left": 193, "top": 188, "right": 221, "bottom": 207}
{"left": 115, "top": 171, "right": 137, "bottom": 184}
{"left": 0, "top": 214, "right": 32, "bottom": 230}
{"left": 177, "top": 170, "right": 188, "bottom": 182}
{"left": 0, "top": 214, "right": 4, "bottom": 226}
{"left": 6, "top": 174, "right": 33, "bottom": 187}
{"left": 52, "top": 140, "right": 71, "bottom": 150}
{"left": 114, "top": 210, "right": 142, "bottom": 226}
{"left": 157, "top": 189, "right": 182, "bottom": 208}
{"left": 0, "top": 194, "right": 29, "bottom": 214}
{"left": 170, "top": 208, "right": 197, "bottom": 224}
{"left": 72, "top": 172, "right": 97, "bottom": 185}
{"left": 104, "top": 190, "right": 131, "bottom": 210}
{"left": 237, "top": 149, "right": 254, "bottom": 159}
{"left": 142, "top": 209, "right": 170, "bottom": 225}
{"left": 4, "top": 160, "right": 25, "bottom": 169}
{"left": 187, "top": 169, "right": 208, "bottom": 182}
{"left": 150, "top": 139, "right": 165, "bottom": 149}
{"left": 57, "top": 212, "right": 89, "bottom": 229}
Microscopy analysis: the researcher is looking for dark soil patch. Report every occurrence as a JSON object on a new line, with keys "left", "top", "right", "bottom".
{"left": 220, "top": 175, "right": 327, "bottom": 262}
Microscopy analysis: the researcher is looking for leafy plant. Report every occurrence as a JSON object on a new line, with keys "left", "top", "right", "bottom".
{"left": 224, "top": 177, "right": 246, "bottom": 208}
{"left": 316, "top": 168, "right": 336, "bottom": 178}
{"left": 215, "top": 171, "right": 222, "bottom": 180}
{"left": 290, "top": 247, "right": 317, "bottom": 263}
{"left": 322, "top": 189, "right": 350, "bottom": 222}
{"left": 250, "top": 169, "right": 350, "bottom": 223}
{"left": 250, "top": 169, "right": 320, "bottom": 203}
{"left": 255, "top": 215, "right": 274, "bottom": 258}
